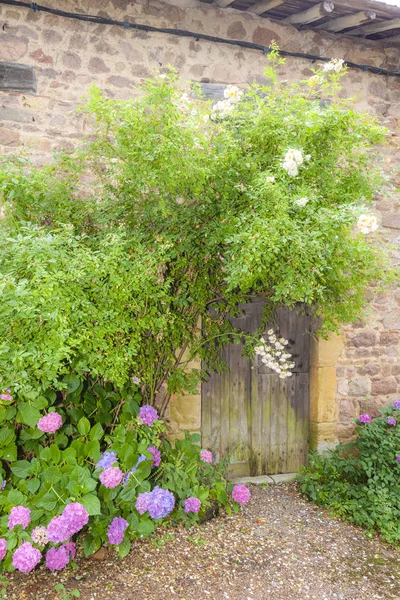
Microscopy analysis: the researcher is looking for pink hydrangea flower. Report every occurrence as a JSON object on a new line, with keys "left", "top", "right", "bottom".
{"left": 138, "top": 405, "right": 158, "bottom": 426}
{"left": 62, "top": 502, "right": 89, "bottom": 534}
{"left": 99, "top": 467, "right": 124, "bottom": 489}
{"left": 147, "top": 446, "right": 161, "bottom": 467}
{"left": 200, "top": 449, "right": 213, "bottom": 463}
{"left": 0, "top": 539, "right": 6, "bottom": 561}
{"left": 12, "top": 542, "right": 41, "bottom": 573}
{"left": 37, "top": 411, "right": 62, "bottom": 433}
{"left": 8, "top": 506, "right": 30, "bottom": 530}
{"left": 184, "top": 497, "right": 201, "bottom": 513}
{"left": 232, "top": 484, "right": 251, "bottom": 505}
{"left": 136, "top": 492, "right": 152, "bottom": 515}
{"left": 0, "top": 388, "right": 13, "bottom": 401}
{"left": 31, "top": 526, "right": 48, "bottom": 546}
{"left": 358, "top": 414, "right": 371, "bottom": 424}
{"left": 46, "top": 515, "right": 71, "bottom": 544}
{"left": 46, "top": 546, "right": 70, "bottom": 572}
{"left": 107, "top": 517, "right": 129, "bottom": 545}
{"left": 63, "top": 542, "right": 76, "bottom": 559}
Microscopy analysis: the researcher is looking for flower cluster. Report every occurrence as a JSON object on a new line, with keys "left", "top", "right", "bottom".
{"left": 231, "top": 484, "right": 251, "bottom": 505}
{"left": 138, "top": 405, "right": 159, "bottom": 426}
{"left": 184, "top": 497, "right": 201, "bottom": 513}
{"left": 394, "top": 401, "right": 400, "bottom": 409}
{"left": 254, "top": 331, "right": 295, "bottom": 379}
{"left": 99, "top": 467, "right": 124, "bottom": 489}
{"left": 136, "top": 486, "right": 175, "bottom": 519}
{"left": 8, "top": 506, "right": 30, "bottom": 530}
{"left": 322, "top": 58, "right": 345, "bottom": 73}
{"left": 200, "top": 449, "right": 213, "bottom": 463}
{"left": 47, "top": 503, "right": 89, "bottom": 543}
{"left": 37, "top": 411, "right": 62, "bottom": 433}
{"left": 357, "top": 214, "right": 378, "bottom": 234}
{"left": 295, "top": 197, "right": 309, "bottom": 207}
{"left": 12, "top": 542, "right": 41, "bottom": 573}
{"left": 31, "top": 526, "right": 48, "bottom": 546}
{"left": 0, "top": 388, "right": 13, "bottom": 401}
{"left": 147, "top": 446, "right": 161, "bottom": 468}
{"left": 122, "top": 454, "right": 147, "bottom": 487}
{"left": 96, "top": 451, "right": 118, "bottom": 469}
{"left": 387, "top": 416, "right": 397, "bottom": 426}
{"left": 282, "top": 148, "right": 305, "bottom": 177}
{"left": 132, "top": 376, "right": 141, "bottom": 385}
{"left": 107, "top": 517, "right": 129, "bottom": 545}
{"left": 46, "top": 545, "right": 70, "bottom": 572}
{"left": 211, "top": 85, "right": 243, "bottom": 120}
{"left": 0, "top": 539, "right": 6, "bottom": 561}
{"left": 358, "top": 414, "right": 371, "bottom": 424}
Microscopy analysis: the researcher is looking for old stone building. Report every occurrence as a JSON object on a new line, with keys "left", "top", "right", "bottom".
{"left": 1, "top": 0, "right": 400, "bottom": 472}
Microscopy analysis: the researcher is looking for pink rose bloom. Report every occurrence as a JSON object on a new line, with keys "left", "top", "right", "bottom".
{"left": 8, "top": 506, "right": 30, "bottom": 530}
{"left": 0, "top": 539, "right": 7, "bottom": 561}
{"left": 37, "top": 411, "right": 62, "bottom": 433}
{"left": 12, "top": 542, "right": 41, "bottom": 573}
{"left": 99, "top": 467, "right": 124, "bottom": 488}
{"left": 200, "top": 449, "right": 213, "bottom": 463}
{"left": 232, "top": 484, "right": 251, "bottom": 505}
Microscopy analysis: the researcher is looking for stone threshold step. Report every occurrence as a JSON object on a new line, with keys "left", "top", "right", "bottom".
{"left": 229, "top": 473, "right": 298, "bottom": 485}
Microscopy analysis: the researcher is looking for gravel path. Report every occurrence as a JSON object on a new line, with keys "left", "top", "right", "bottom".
{"left": 7, "top": 483, "right": 400, "bottom": 600}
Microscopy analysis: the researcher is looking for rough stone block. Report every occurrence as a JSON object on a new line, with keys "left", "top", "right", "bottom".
{"left": 371, "top": 377, "right": 398, "bottom": 395}
{"left": 348, "top": 377, "right": 371, "bottom": 397}
{"left": 310, "top": 366, "right": 338, "bottom": 422}
{"left": 0, "top": 61, "right": 36, "bottom": 93}
{"left": 382, "top": 213, "right": 400, "bottom": 230}
{"left": 310, "top": 333, "right": 344, "bottom": 367}
{"left": 349, "top": 330, "right": 377, "bottom": 348}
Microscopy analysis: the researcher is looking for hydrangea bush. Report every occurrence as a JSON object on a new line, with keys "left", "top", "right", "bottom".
{"left": 298, "top": 402, "right": 400, "bottom": 544}
{"left": 0, "top": 377, "right": 248, "bottom": 573}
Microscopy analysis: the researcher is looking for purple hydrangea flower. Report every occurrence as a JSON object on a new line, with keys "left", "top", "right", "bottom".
{"left": 99, "top": 467, "right": 124, "bottom": 489}
{"left": 184, "top": 497, "right": 201, "bottom": 513}
{"left": 46, "top": 516, "right": 71, "bottom": 544}
{"left": 387, "top": 417, "right": 397, "bottom": 426}
{"left": 138, "top": 405, "right": 158, "bottom": 426}
{"left": 62, "top": 503, "right": 89, "bottom": 535}
{"left": 0, "top": 480, "right": 6, "bottom": 492}
{"left": 0, "top": 388, "right": 13, "bottom": 401}
{"left": 8, "top": 506, "right": 30, "bottom": 530}
{"left": 358, "top": 414, "right": 371, "bottom": 424}
{"left": 393, "top": 401, "right": 400, "bottom": 409}
{"left": 107, "top": 517, "right": 129, "bottom": 545}
{"left": 147, "top": 446, "right": 161, "bottom": 468}
{"left": 200, "top": 449, "right": 213, "bottom": 463}
{"left": 96, "top": 451, "right": 118, "bottom": 470}
{"left": 0, "top": 539, "right": 6, "bottom": 561}
{"left": 12, "top": 542, "right": 41, "bottom": 573}
{"left": 122, "top": 454, "right": 147, "bottom": 487}
{"left": 136, "top": 492, "right": 152, "bottom": 515}
{"left": 232, "top": 484, "right": 251, "bottom": 505}
{"left": 46, "top": 546, "right": 70, "bottom": 572}
{"left": 63, "top": 542, "right": 76, "bottom": 559}
{"left": 396, "top": 455, "right": 400, "bottom": 463}
{"left": 31, "top": 526, "right": 48, "bottom": 547}
{"left": 37, "top": 411, "right": 62, "bottom": 433}
{"left": 147, "top": 486, "right": 175, "bottom": 519}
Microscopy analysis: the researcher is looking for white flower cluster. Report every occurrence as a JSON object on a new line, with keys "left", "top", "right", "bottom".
{"left": 357, "top": 214, "right": 378, "bottom": 234}
{"left": 282, "top": 149, "right": 311, "bottom": 176}
{"left": 295, "top": 197, "right": 309, "bottom": 207}
{"left": 322, "top": 58, "right": 345, "bottom": 73}
{"left": 211, "top": 85, "right": 243, "bottom": 120}
{"left": 132, "top": 376, "right": 141, "bottom": 385}
{"left": 254, "top": 330, "right": 295, "bottom": 379}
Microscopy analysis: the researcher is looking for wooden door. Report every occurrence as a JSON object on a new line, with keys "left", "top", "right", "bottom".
{"left": 201, "top": 301, "right": 311, "bottom": 476}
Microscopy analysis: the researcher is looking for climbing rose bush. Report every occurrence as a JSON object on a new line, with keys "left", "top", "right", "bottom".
{"left": 299, "top": 401, "right": 400, "bottom": 545}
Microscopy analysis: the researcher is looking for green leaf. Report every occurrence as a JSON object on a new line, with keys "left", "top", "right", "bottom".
{"left": 137, "top": 518, "right": 155, "bottom": 537}
{"left": 89, "top": 422, "right": 104, "bottom": 441}
{"left": 17, "top": 402, "right": 41, "bottom": 428}
{"left": 85, "top": 440, "right": 100, "bottom": 462}
{"left": 77, "top": 417, "right": 90, "bottom": 436}
{"left": 10, "top": 460, "right": 33, "bottom": 479}
{"left": 117, "top": 537, "right": 131, "bottom": 558}
{"left": 0, "top": 428, "right": 14, "bottom": 447}
{"left": 0, "top": 443, "right": 17, "bottom": 462}
{"left": 7, "top": 489, "right": 25, "bottom": 505}
{"left": 82, "top": 534, "right": 101, "bottom": 557}
{"left": 50, "top": 443, "right": 61, "bottom": 464}
{"left": 63, "top": 373, "right": 82, "bottom": 395}
{"left": 81, "top": 493, "right": 101, "bottom": 515}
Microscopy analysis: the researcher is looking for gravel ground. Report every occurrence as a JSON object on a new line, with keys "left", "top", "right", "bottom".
{"left": 7, "top": 483, "right": 400, "bottom": 600}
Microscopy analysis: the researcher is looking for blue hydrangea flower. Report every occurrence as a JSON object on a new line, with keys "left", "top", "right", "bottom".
{"left": 147, "top": 486, "right": 175, "bottom": 519}
{"left": 96, "top": 451, "right": 118, "bottom": 470}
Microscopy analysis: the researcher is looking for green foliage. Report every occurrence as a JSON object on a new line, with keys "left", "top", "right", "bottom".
{"left": 298, "top": 404, "right": 400, "bottom": 544}
{"left": 0, "top": 64, "right": 391, "bottom": 409}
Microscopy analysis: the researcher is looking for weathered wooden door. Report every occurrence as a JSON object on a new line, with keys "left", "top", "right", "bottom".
{"left": 201, "top": 301, "right": 311, "bottom": 476}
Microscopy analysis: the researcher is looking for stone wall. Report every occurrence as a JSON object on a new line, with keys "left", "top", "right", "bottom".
{"left": 1, "top": 0, "right": 400, "bottom": 446}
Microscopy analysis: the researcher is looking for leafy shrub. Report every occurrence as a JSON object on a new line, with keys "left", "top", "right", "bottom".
{"left": 0, "top": 57, "right": 391, "bottom": 415}
{"left": 0, "top": 376, "right": 244, "bottom": 572}
{"left": 298, "top": 402, "right": 400, "bottom": 544}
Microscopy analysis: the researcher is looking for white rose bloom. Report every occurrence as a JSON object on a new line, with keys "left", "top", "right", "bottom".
{"left": 267, "top": 330, "right": 274, "bottom": 335}
{"left": 295, "top": 197, "right": 309, "bottom": 207}
{"left": 266, "top": 176, "right": 275, "bottom": 183}
{"left": 223, "top": 85, "right": 244, "bottom": 103}
{"left": 292, "top": 149, "right": 303, "bottom": 165}
{"left": 357, "top": 214, "right": 378, "bottom": 234}
{"left": 305, "top": 154, "right": 311, "bottom": 161}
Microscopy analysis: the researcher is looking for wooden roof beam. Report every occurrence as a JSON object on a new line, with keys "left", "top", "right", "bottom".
{"left": 318, "top": 10, "right": 376, "bottom": 32}
{"left": 348, "top": 16, "right": 400, "bottom": 36}
{"left": 245, "top": 0, "right": 285, "bottom": 17}
{"left": 282, "top": 2, "right": 335, "bottom": 25}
